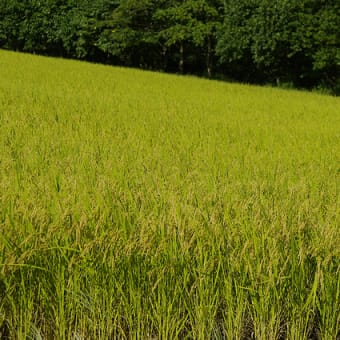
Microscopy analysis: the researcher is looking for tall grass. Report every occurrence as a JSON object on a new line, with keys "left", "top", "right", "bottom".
{"left": 0, "top": 50, "right": 339, "bottom": 339}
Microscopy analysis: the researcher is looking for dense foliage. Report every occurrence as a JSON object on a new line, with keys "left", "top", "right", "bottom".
{"left": 0, "top": 0, "right": 339, "bottom": 91}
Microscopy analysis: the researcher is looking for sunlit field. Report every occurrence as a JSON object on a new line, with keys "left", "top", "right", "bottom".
{"left": 0, "top": 50, "right": 339, "bottom": 339}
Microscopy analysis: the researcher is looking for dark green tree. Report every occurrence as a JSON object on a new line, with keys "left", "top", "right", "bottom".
{"left": 294, "top": 0, "right": 340, "bottom": 92}
{"left": 97, "top": 0, "right": 161, "bottom": 68}
{"left": 154, "top": 0, "right": 222, "bottom": 76}
{"left": 216, "top": 0, "right": 340, "bottom": 93}
{"left": 216, "top": 0, "right": 259, "bottom": 82}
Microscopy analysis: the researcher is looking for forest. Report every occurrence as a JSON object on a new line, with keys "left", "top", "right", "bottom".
{"left": 0, "top": 0, "right": 339, "bottom": 94}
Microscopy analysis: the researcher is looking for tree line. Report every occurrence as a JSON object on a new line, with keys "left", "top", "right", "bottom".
{"left": 1, "top": 0, "right": 339, "bottom": 94}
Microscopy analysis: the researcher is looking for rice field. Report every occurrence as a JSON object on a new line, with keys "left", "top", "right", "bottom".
{"left": 0, "top": 50, "right": 339, "bottom": 339}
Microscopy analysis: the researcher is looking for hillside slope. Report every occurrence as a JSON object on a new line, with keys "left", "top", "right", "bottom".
{"left": 0, "top": 50, "right": 339, "bottom": 339}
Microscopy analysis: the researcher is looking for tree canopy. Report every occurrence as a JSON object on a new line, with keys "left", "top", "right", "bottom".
{"left": 0, "top": 0, "right": 339, "bottom": 93}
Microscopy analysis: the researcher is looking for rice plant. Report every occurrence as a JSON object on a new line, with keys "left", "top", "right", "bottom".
{"left": 0, "top": 50, "right": 339, "bottom": 339}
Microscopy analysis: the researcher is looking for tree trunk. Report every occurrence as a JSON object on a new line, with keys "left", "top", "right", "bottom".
{"left": 179, "top": 41, "right": 184, "bottom": 74}
{"left": 206, "top": 36, "right": 212, "bottom": 78}
{"left": 162, "top": 45, "right": 168, "bottom": 71}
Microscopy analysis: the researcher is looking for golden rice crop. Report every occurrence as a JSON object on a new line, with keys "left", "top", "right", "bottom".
{"left": 0, "top": 50, "right": 339, "bottom": 339}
